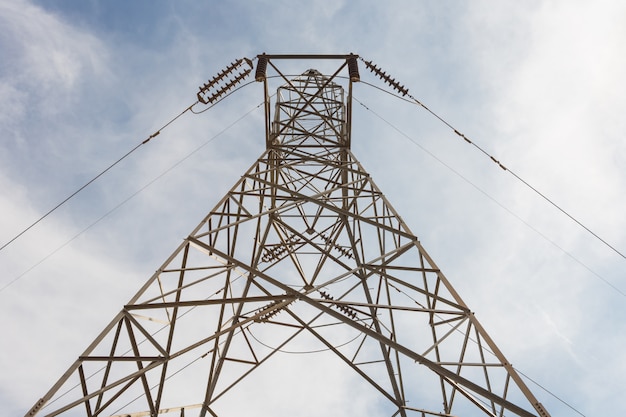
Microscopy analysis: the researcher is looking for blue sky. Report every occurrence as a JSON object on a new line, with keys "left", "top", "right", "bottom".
{"left": 1, "top": 1, "right": 625, "bottom": 416}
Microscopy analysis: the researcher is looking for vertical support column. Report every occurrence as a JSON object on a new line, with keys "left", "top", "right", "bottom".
{"left": 346, "top": 54, "right": 360, "bottom": 149}
{"left": 255, "top": 53, "right": 271, "bottom": 148}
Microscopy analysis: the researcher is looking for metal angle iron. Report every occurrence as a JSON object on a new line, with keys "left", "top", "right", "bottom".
{"left": 26, "top": 54, "right": 552, "bottom": 417}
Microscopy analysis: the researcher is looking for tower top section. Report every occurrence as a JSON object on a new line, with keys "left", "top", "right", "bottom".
{"left": 254, "top": 54, "right": 360, "bottom": 149}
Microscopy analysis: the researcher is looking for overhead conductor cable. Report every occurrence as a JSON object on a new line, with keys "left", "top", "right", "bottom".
{"left": 1, "top": 57, "right": 255, "bottom": 254}
{"left": 360, "top": 56, "right": 626, "bottom": 261}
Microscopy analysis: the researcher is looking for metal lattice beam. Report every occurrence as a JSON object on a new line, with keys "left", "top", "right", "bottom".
{"left": 26, "top": 55, "right": 550, "bottom": 417}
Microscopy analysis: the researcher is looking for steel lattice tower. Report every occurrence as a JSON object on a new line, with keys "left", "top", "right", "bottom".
{"left": 27, "top": 55, "right": 551, "bottom": 417}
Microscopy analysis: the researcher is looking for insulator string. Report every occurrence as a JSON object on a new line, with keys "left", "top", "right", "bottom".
{"left": 197, "top": 57, "right": 254, "bottom": 104}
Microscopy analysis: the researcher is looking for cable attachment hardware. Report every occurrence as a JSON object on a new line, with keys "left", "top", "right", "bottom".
{"left": 318, "top": 290, "right": 358, "bottom": 319}
{"left": 261, "top": 234, "right": 299, "bottom": 263}
{"left": 347, "top": 54, "right": 360, "bottom": 82}
{"left": 318, "top": 232, "right": 353, "bottom": 259}
{"left": 197, "top": 57, "right": 254, "bottom": 104}
{"left": 361, "top": 59, "right": 409, "bottom": 96}
{"left": 255, "top": 54, "right": 268, "bottom": 81}
{"left": 254, "top": 297, "right": 295, "bottom": 323}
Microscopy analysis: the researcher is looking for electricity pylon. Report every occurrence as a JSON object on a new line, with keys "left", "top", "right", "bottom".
{"left": 26, "top": 54, "right": 551, "bottom": 417}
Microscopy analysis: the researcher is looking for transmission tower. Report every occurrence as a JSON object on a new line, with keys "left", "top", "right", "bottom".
{"left": 26, "top": 54, "right": 551, "bottom": 417}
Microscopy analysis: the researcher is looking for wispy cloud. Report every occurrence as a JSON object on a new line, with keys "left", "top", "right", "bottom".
{"left": 1, "top": 1, "right": 625, "bottom": 416}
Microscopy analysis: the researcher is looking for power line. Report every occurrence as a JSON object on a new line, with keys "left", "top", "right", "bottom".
{"left": 385, "top": 275, "right": 588, "bottom": 416}
{"left": 0, "top": 100, "right": 263, "bottom": 293}
{"left": 515, "top": 368, "right": 587, "bottom": 417}
{"left": 0, "top": 104, "right": 194, "bottom": 253}
{"left": 354, "top": 96, "right": 626, "bottom": 298}
{"left": 355, "top": 99, "right": 593, "bottom": 416}
{"left": 359, "top": 78, "right": 626, "bottom": 262}
{"left": 0, "top": 56, "right": 258, "bottom": 254}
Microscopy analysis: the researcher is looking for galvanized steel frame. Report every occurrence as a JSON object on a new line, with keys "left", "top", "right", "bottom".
{"left": 26, "top": 55, "right": 550, "bottom": 417}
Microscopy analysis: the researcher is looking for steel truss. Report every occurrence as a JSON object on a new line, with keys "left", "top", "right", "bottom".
{"left": 27, "top": 55, "right": 551, "bottom": 417}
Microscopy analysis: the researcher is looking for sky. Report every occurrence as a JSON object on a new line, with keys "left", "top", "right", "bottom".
{"left": 1, "top": 0, "right": 625, "bottom": 416}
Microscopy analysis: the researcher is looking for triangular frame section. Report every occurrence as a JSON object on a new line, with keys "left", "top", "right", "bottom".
{"left": 27, "top": 54, "right": 551, "bottom": 417}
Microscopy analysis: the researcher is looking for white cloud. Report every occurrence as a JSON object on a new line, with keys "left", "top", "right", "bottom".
{"left": 2, "top": 1, "right": 625, "bottom": 416}
{"left": 0, "top": 0, "right": 109, "bottom": 105}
